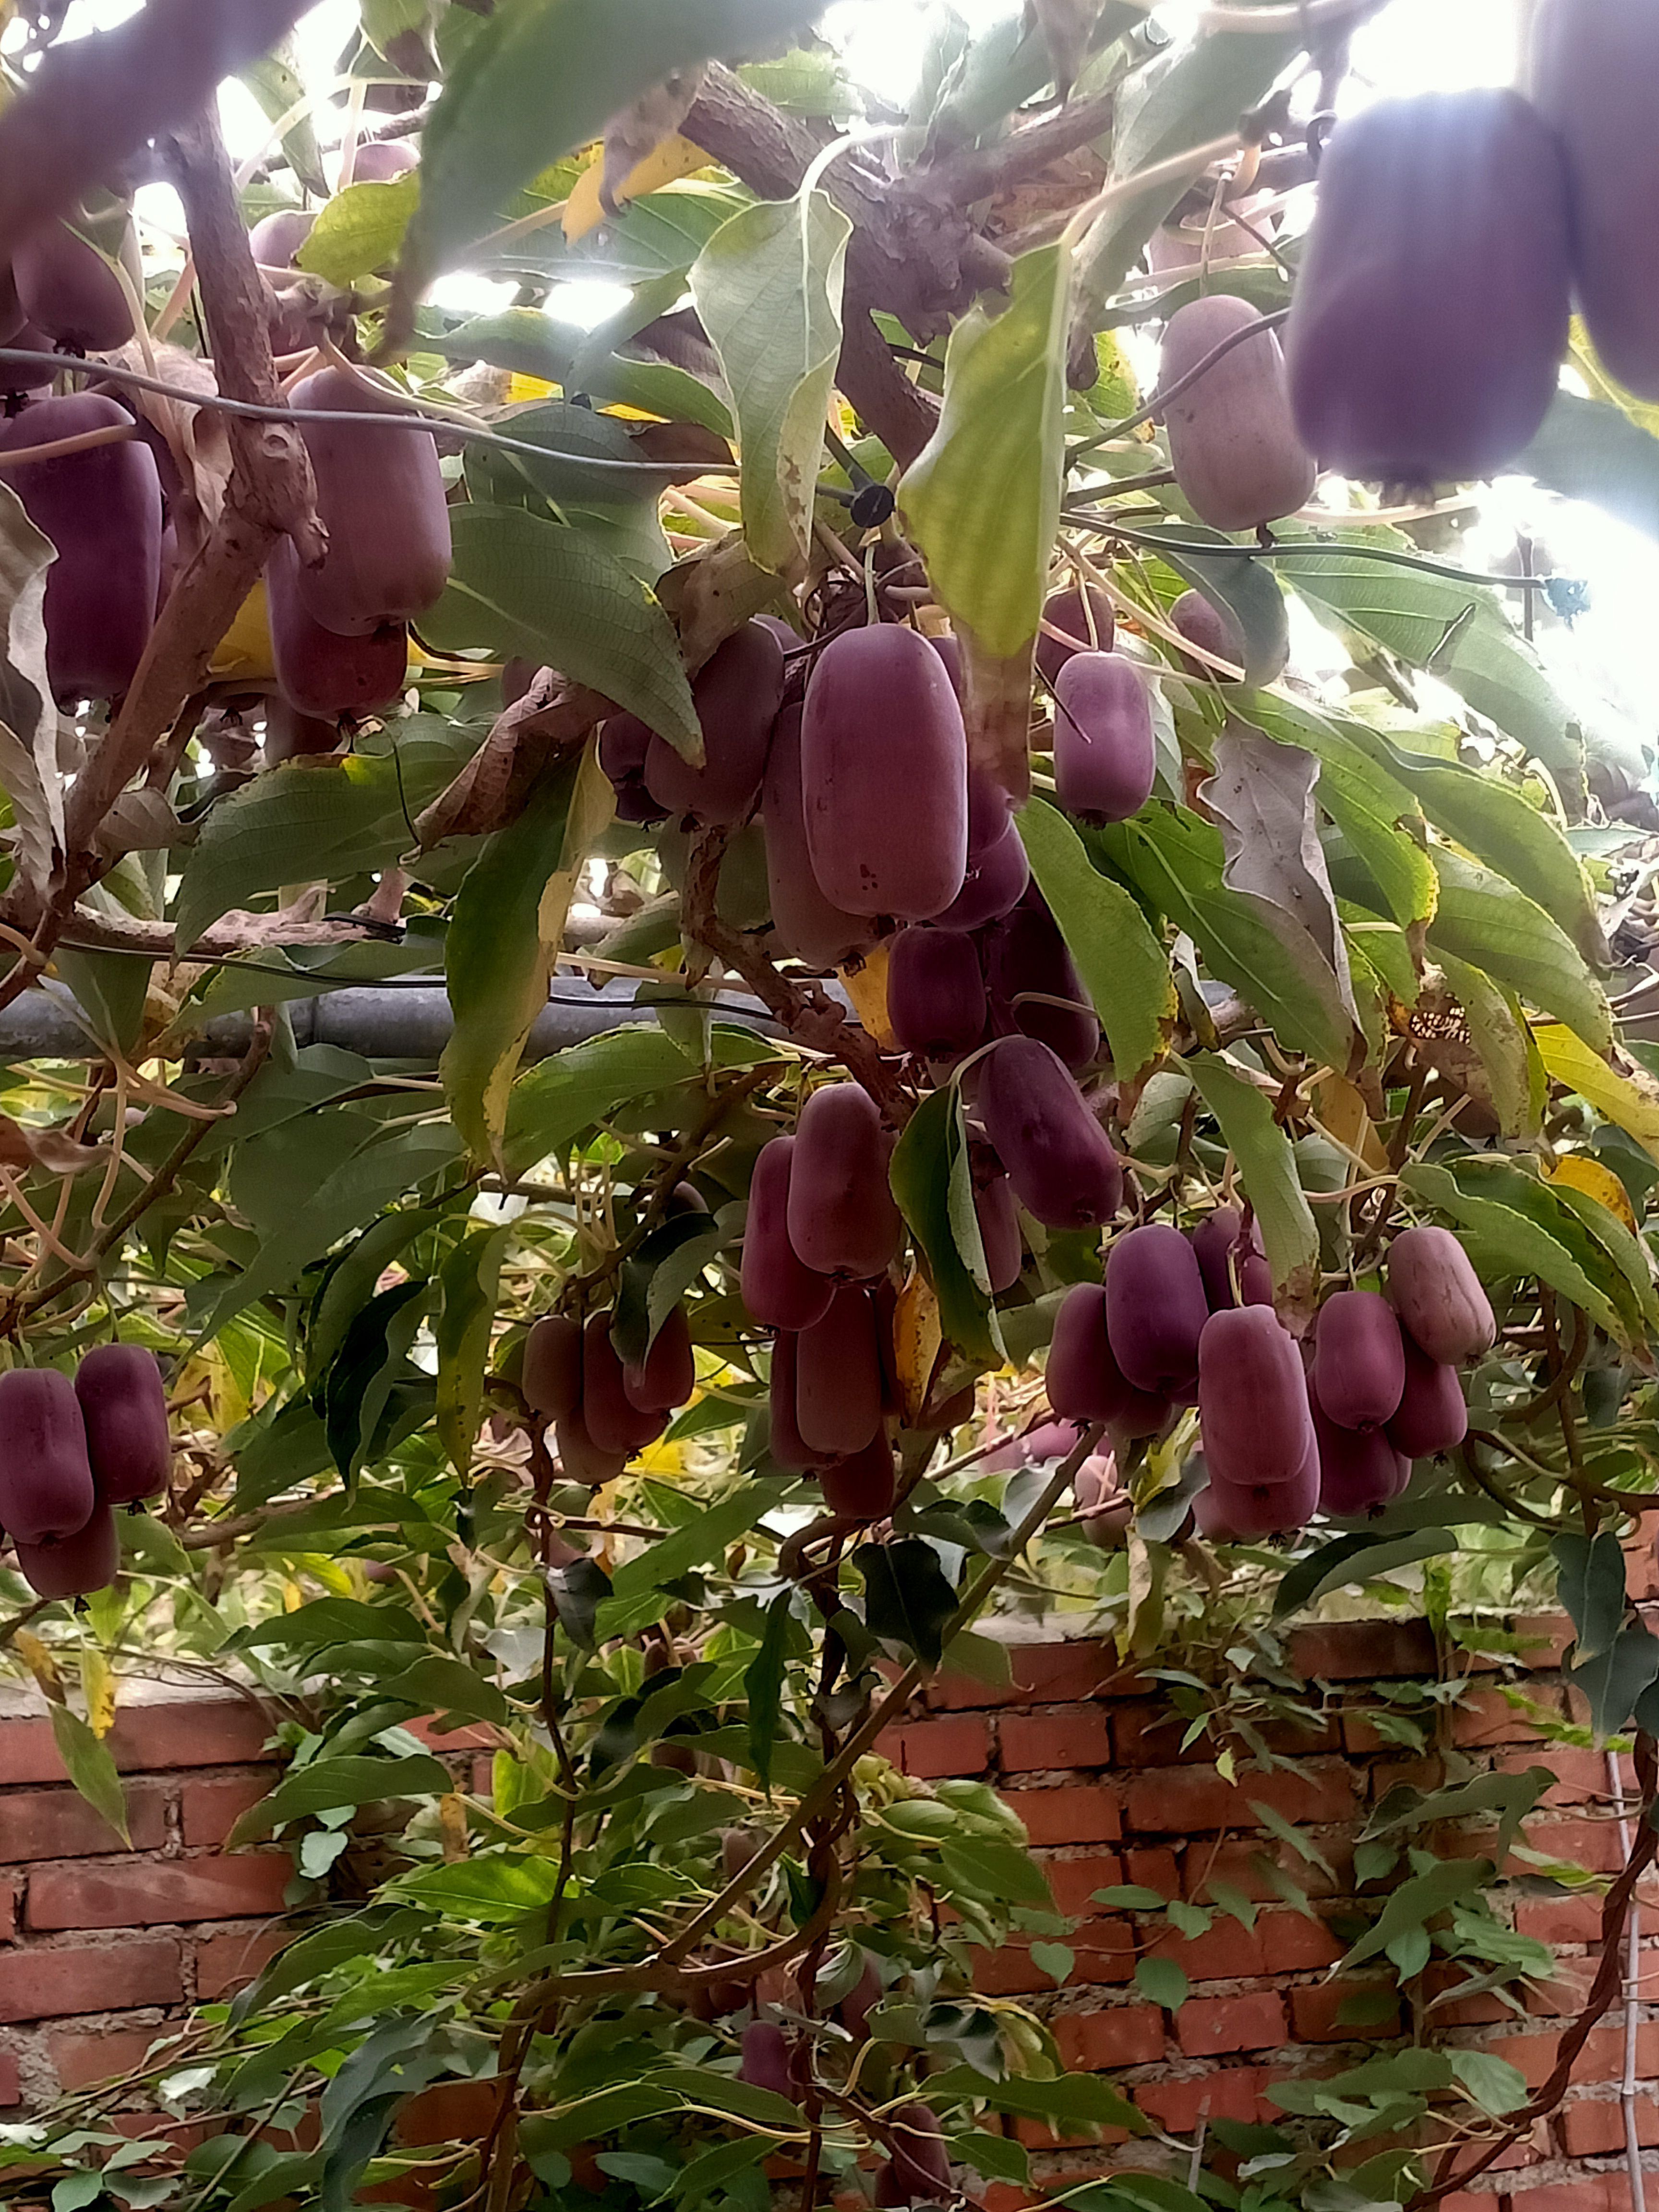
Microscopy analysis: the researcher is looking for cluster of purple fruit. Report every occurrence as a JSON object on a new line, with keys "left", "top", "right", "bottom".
{"left": 0, "top": 1345, "right": 170, "bottom": 1598}
{"left": 597, "top": 589, "right": 1169, "bottom": 979}
{"left": 247, "top": 159, "right": 452, "bottom": 747}
{"left": 518, "top": 1299, "right": 695, "bottom": 1489}
{"left": 1049, "top": 1221, "right": 1495, "bottom": 1540}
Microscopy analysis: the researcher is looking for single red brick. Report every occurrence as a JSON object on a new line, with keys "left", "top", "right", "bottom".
{"left": 1604, "top": 2169, "right": 1659, "bottom": 2212}
{"left": 48, "top": 2024, "right": 174, "bottom": 2093}
{"left": 1123, "top": 1847, "right": 1182, "bottom": 1898}
{"left": 1511, "top": 1613, "right": 1575, "bottom": 1666}
{"left": 1516, "top": 1896, "right": 1603, "bottom": 1946}
{"left": 402, "top": 1716, "right": 499, "bottom": 1754}
{"left": 1111, "top": 1702, "right": 1206, "bottom": 1768}
{"left": 1501, "top": 1746, "right": 1635, "bottom": 1807}
{"left": 0, "top": 1779, "right": 169, "bottom": 1862}
{"left": 1437, "top": 2194, "right": 1502, "bottom": 2212}
{"left": 107, "top": 1699, "right": 278, "bottom": 1773}
{"left": 1370, "top": 1755, "right": 1449, "bottom": 1799}
{"left": 923, "top": 1669, "right": 1022, "bottom": 1712}
{"left": 180, "top": 1774, "right": 275, "bottom": 1848}
{"left": 0, "top": 2046, "right": 17, "bottom": 2106}
{"left": 1520, "top": 1818, "right": 1627, "bottom": 1876}
{"left": 1557, "top": 2096, "right": 1659, "bottom": 2156}
{"left": 1045, "top": 1854, "right": 1127, "bottom": 1917}
{"left": 1527, "top": 1962, "right": 1594, "bottom": 2018}
{"left": 1011, "top": 1645, "right": 1147, "bottom": 1703}
{"left": 879, "top": 1716, "right": 990, "bottom": 1779}
{"left": 1056, "top": 2003, "right": 1166, "bottom": 2070}
{"left": 1257, "top": 1909, "right": 1346, "bottom": 1972}
{"left": 0, "top": 1938, "right": 181, "bottom": 2022}
{"left": 1148, "top": 1916, "right": 1264, "bottom": 1982}
{"left": 27, "top": 1853, "right": 291, "bottom": 1931}
{"left": 1454, "top": 1684, "right": 1566, "bottom": 1747}
{"left": 1290, "top": 1979, "right": 1400, "bottom": 2043}
{"left": 1011, "top": 2116, "right": 1130, "bottom": 2152}
{"left": 470, "top": 1755, "right": 494, "bottom": 1797}
{"left": 1135, "top": 2068, "right": 1268, "bottom": 2132}
{"left": 1125, "top": 1761, "right": 1356, "bottom": 1835}
{"left": 194, "top": 1925, "right": 286, "bottom": 2002}
{"left": 967, "top": 1942, "right": 1072, "bottom": 1997}
{"left": 1627, "top": 1522, "right": 1659, "bottom": 1602}
{"left": 1495, "top": 2027, "right": 1619, "bottom": 2090}
{"left": 999, "top": 1710, "right": 1114, "bottom": 1774}
{"left": 1177, "top": 1993, "right": 1286, "bottom": 2057}
{"left": 1070, "top": 1920, "right": 1138, "bottom": 1984}
{"left": 1288, "top": 1620, "right": 1437, "bottom": 1681}
{"left": 1510, "top": 2184, "right": 1613, "bottom": 2212}
{"left": 1008, "top": 1785, "right": 1121, "bottom": 1846}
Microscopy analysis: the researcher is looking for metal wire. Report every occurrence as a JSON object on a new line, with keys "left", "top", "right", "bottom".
{"left": 0, "top": 349, "right": 732, "bottom": 475}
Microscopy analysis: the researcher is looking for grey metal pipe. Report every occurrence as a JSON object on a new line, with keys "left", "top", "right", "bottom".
{"left": 0, "top": 976, "right": 796, "bottom": 1064}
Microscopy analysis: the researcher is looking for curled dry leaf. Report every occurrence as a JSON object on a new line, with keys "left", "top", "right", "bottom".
{"left": 0, "top": 1111, "right": 105, "bottom": 1177}
{"left": 601, "top": 67, "right": 709, "bottom": 216}
{"left": 96, "top": 788, "right": 185, "bottom": 860}
{"left": 414, "top": 677, "right": 609, "bottom": 849}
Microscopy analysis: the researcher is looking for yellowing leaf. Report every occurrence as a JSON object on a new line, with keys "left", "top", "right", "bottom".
{"left": 632, "top": 1436, "right": 686, "bottom": 1475}
{"left": 1535, "top": 1025, "right": 1659, "bottom": 1165}
{"left": 840, "top": 940, "right": 895, "bottom": 1049}
{"left": 1547, "top": 1154, "right": 1638, "bottom": 1236}
{"left": 563, "top": 133, "right": 710, "bottom": 240}
{"left": 509, "top": 372, "right": 559, "bottom": 403}
{"left": 79, "top": 1648, "right": 117, "bottom": 1740}
{"left": 210, "top": 581, "right": 276, "bottom": 682}
{"left": 894, "top": 1269, "right": 943, "bottom": 1426}
{"left": 1314, "top": 1073, "right": 1388, "bottom": 1174}
{"left": 13, "top": 1629, "right": 63, "bottom": 1701}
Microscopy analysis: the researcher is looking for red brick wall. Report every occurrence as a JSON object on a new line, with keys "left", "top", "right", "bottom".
{"left": 0, "top": 1617, "right": 1650, "bottom": 2212}
{"left": 876, "top": 1613, "right": 1657, "bottom": 2212}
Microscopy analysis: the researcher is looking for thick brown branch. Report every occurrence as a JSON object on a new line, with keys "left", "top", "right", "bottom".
{"left": 53, "top": 105, "right": 319, "bottom": 889}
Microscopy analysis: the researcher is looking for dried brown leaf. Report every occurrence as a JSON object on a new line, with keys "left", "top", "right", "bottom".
{"left": 0, "top": 1111, "right": 104, "bottom": 1176}
{"left": 601, "top": 66, "right": 708, "bottom": 216}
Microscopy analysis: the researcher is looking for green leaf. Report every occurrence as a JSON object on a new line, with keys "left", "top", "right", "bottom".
{"left": 463, "top": 397, "right": 717, "bottom": 508}
{"left": 0, "top": 481, "right": 65, "bottom": 901}
{"left": 296, "top": 174, "right": 420, "bottom": 285}
{"left": 926, "top": 2063, "right": 1143, "bottom": 2136}
{"left": 503, "top": 1025, "right": 706, "bottom": 1178}
{"left": 432, "top": 312, "right": 734, "bottom": 438}
{"left": 599, "top": 1482, "right": 785, "bottom": 1634}
{"left": 1448, "top": 2051, "right": 1527, "bottom": 2118}
{"left": 199, "top": 1123, "right": 463, "bottom": 1338}
{"left": 1340, "top": 1859, "right": 1492, "bottom": 1972}
{"left": 401, "top": 0, "right": 813, "bottom": 284}
{"left": 1018, "top": 798, "right": 1173, "bottom": 1081}
{"left": 1404, "top": 1157, "right": 1631, "bottom": 1348}
{"left": 1570, "top": 1622, "right": 1659, "bottom": 1742}
{"left": 1367, "top": 1770, "right": 1550, "bottom": 1863}
{"left": 1092, "top": 807, "right": 1358, "bottom": 1070}
{"left": 1427, "top": 847, "right": 1611, "bottom": 1052}
{"left": 391, "top": 1852, "right": 563, "bottom": 1922}
{"left": 888, "top": 1085, "right": 1005, "bottom": 1365}
{"left": 1349, "top": 721, "right": 1602, "bottom": 968}
{"left": 1277, "top": 523, "right": 1587, "bottom": 805}
{"left": 435, "top": 1224, "right": 512, "bottom": 1472}
{"left": 48, "top": 1706, "right": 129, "bottom": 1847}
{"left": 900, "top": 243, "right": 1069, "bottom": 660}
{"left": 1555, "top": 1530, "right": 1630, "bottom": 1663}
{"left": 690, "top": 185, "right": 851, "bottom": 573}
{"left": 1518, "top": 389, "right": 1659, "bottom": 548}
{"left": 1435, "top": 952, "right": 1542, "bottom": 1145}
{"left": 173, "top": 719, "right": 478, "bottom": 951}
{"left": 378, "top": 1654, "right": 511, "bottom": 1728}
{"left": 1297, "top": 1529, "right": 1459, "bottom": 1600}
{"left": 1028, "top": 1942, "right": 1075, "bottom": 1987}
{"left": 234, "top": 1595, "right": 425, "bottom": 1654}
{"left": 422, "top": 505, "right": 698, "bottom": 755}
{"left": 239, "top": 39, "right": 326, "bottom": 195}
{"left": 230, "top": 1753, "right": 454, "bottom": 1841}
{"left": 442, "top": 747, "right": 610, "bottom": 1167}
{"left": 1186, "top": 1053, "right": 1320, "bottom": 1312}
{"left": 745, "top": 1588, "right": 793, "bottom": 1793}
{"left": 857, "top": 1537, "right": 959, "bottom": 1666}
{"left": 322, "top": 1275, "right": 428, "bottom": 1481}
{"left": 1135, "top": 1956, "right": 1190, "bottom": 2010}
